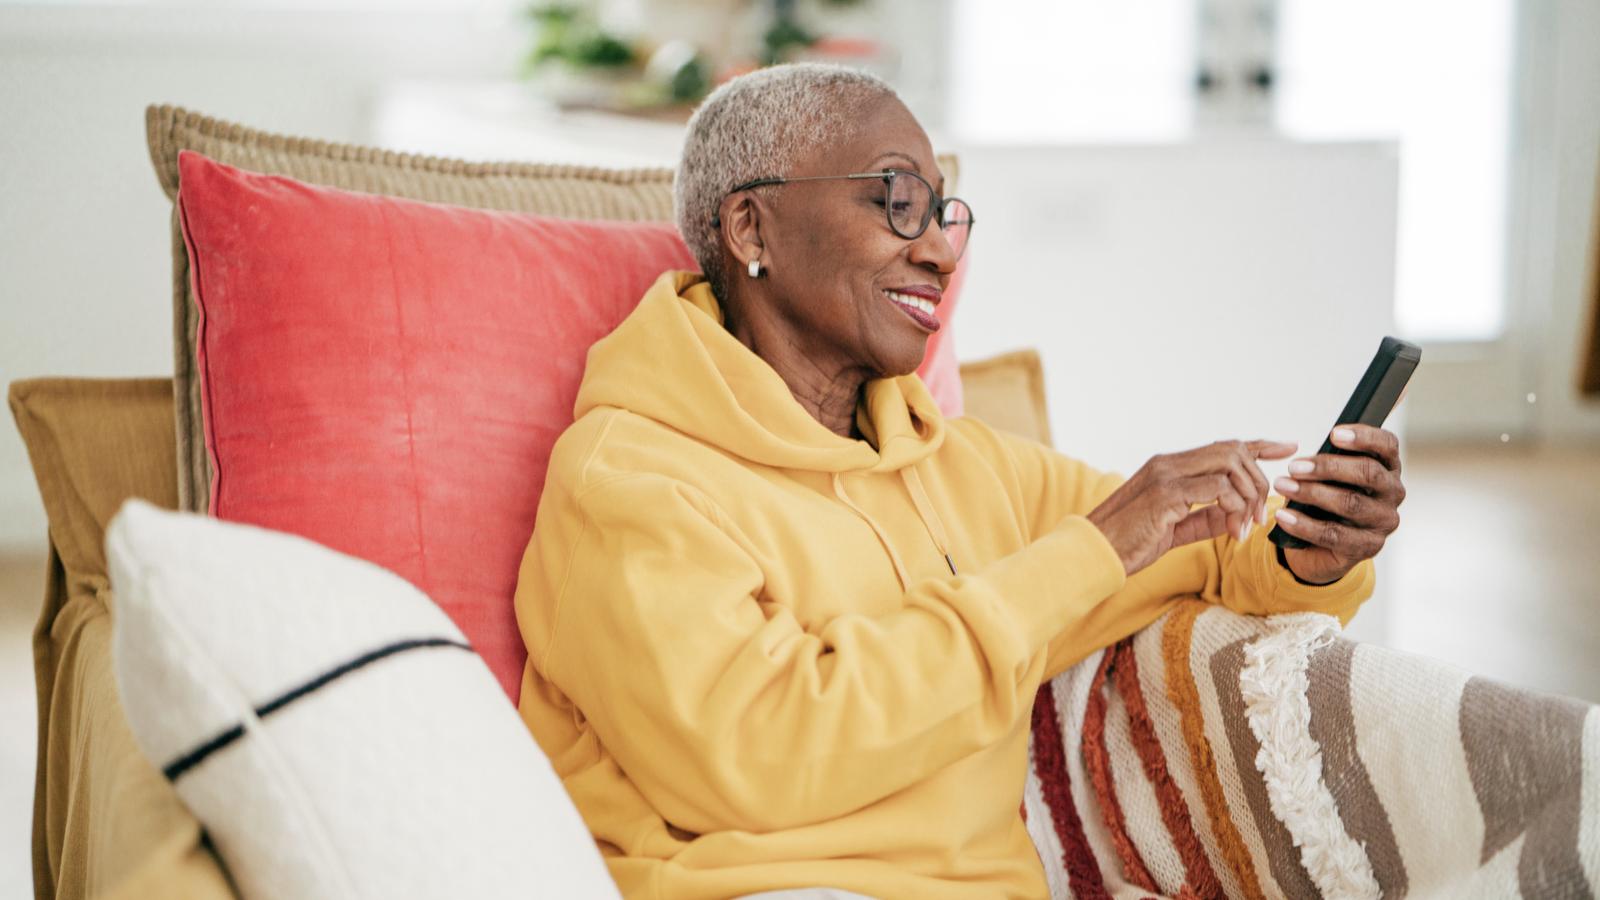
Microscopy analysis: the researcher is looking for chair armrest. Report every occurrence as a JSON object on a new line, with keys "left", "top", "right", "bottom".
{"left": 31, "top": 560, "right": 234, "bottom": 899}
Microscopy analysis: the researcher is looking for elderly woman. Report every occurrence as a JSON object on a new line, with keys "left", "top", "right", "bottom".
{"left": 514, "top": 63, "right": 1405, "bottom": 899}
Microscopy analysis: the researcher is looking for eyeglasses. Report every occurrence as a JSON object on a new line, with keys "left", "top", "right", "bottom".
{"left": 711, "top": 169, "right": 974, "bottom": 260}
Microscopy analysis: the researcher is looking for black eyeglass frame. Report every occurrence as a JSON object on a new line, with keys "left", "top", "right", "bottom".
{"left": 710, "top": 169, "right": 975, "bottom": 257}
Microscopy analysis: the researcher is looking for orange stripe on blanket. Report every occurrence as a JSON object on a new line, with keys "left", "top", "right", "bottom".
{"left": 1162, "top": 602, "right": 1268, "bottom": 900}
{"left": 1112, "top": 639, "right": 1226, "bottom": 899}
{"left": 1084, "top": 643, "right": 1160, "bottom": 892}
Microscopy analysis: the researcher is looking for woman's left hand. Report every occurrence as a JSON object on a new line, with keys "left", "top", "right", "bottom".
{"left": 1270, "top": 424, "right": 1406, "bottom": 585}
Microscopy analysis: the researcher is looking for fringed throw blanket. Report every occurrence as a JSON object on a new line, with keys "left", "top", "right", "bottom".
{"left": 1025, "top": 600, "right": 1600, "bottom": 899}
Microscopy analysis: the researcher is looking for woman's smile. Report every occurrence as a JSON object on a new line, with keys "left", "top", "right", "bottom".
{"left": 883, "top": 286, "right": 941, "bottom": 332}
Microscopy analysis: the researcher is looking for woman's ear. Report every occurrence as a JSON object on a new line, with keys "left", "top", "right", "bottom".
{"left": 717, "top": 192, "right": 765, "bottom": 274}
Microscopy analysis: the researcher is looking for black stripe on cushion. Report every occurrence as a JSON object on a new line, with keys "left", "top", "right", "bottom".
{"left": 162, "top": 637, "right": 474, "bottom": 781}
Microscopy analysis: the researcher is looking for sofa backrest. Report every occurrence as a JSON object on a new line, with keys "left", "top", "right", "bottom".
{"left": 12, "top": 351, "right": 1046, "bottom": 639}
{"left": 957, "top": 348, "right": 1053, "bottom": 447}
{"left": 8, "top": 377, "right": 233, "bottom": 899}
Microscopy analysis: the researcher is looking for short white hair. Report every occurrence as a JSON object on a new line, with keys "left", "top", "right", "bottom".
{"left": 674, "top": 63, "right": 899, "bottom": 296}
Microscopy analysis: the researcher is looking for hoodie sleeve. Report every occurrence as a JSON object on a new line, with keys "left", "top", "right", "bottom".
{"left": 978, "top": 426, "right": 1375, "bottom": 679}
{"left": 516, "top": 468, "right": 1127, "bottom": 836}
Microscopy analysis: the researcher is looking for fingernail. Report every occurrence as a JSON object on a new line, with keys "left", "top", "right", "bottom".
{"left": 1289, "top": 460, "right": 1314, "bottom": 474}
{"left": 1239, "top": 521, "right": 1251, "bottom": 542}
{"left": 1332, "top": 427, "right": 1355, "bottom": 444}
{"left": 1274, "top": 476, "right": 1299, "bottom": 494}
{"left": 1276, "top": 509, "right": 1299, "bottom": 525}
{"left": 1257, "top": 504, "right": 1267, "bottom": 525}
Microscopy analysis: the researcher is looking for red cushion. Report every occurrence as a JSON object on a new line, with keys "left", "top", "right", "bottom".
{"left": 176, "top": 150, "right": 964, "bottom": 701}
{"left": 919, "top": 252, "right": 967, "bottom": 417}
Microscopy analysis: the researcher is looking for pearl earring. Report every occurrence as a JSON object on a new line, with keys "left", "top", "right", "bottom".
{"left": 747, "top": 258, "right": 762, "bottom": 278}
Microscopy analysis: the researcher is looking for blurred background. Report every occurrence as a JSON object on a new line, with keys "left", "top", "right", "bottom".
{"left": 2, "top": 0, "right": 1597, "bottom": 893}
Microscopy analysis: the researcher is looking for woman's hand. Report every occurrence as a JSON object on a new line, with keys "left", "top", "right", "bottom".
{"left": 1271, "top": 424, "right": 1406, "bottom": 585}
{"left": 1087, "top": 439, "right": 1299, "bottom": 577}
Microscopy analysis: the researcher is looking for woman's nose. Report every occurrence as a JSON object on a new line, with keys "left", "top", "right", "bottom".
{"left": 908, "top": 223, "right": 958, "bottom": 275}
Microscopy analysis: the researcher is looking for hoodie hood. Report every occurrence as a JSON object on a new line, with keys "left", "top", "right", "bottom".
{"left": 575, "top": 271, "right": 945, "bottom": 474}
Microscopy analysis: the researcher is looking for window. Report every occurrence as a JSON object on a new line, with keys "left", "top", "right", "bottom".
{"left": 1276, "top": 0, "right": 1514, "bottom": 340}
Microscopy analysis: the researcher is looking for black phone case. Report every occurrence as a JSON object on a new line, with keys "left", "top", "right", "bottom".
{"left": 1269, "top": 336, "right": 1421, "bottom": 551}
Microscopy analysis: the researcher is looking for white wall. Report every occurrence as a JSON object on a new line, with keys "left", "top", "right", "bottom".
{"left": 947, "top": 140, "right": 1399, "bottom": 478}
{"left": 0, "top": 6, "right": 523, "bottom": 546}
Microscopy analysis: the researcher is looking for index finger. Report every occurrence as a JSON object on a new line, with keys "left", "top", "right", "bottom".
{"left": 1330, "top": 424, "right": 1400, "bottom": 471}
{"left": 1246, "top": 439, "right": 1299, "bottom": 460}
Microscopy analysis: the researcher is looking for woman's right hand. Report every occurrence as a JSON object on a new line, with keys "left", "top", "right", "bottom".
{"left": 1086, "top": 439, "right": 1299, "bottom": 577}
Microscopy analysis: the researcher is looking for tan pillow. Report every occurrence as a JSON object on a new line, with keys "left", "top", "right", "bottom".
{"left": 959, "top": 348, "right": 1054, "bottom": 448}
{"left": 8, "top": 377, "right": 232, "bottom": 898}
{"left": 145, "top": 103, "right": 961, "bottom": 510}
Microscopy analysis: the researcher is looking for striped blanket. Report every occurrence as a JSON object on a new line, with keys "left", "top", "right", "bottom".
{"left": 1025, "top": 600, "right": 1600, "bottom": 899}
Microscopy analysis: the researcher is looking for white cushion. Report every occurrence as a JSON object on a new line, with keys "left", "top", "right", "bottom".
{"left": 106, "top": 499, "right": 619, "bottom": 900}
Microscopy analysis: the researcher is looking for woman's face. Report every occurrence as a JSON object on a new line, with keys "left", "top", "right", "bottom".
{"left": 753, "top": 96, "right": 960, "bottom": 379}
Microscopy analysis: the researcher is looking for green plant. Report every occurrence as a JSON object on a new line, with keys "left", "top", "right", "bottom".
{"left": 761, "top": 16, "right": 817, "bottom": 65}
{"left": 523, "top": 3, "right": 635, "bottom": 73}
{"left": 667, "top": 56, "right": 711, "bottom": 103}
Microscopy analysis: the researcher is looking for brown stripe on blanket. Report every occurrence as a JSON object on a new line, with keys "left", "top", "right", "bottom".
{"left": 1305, "top": 638, "right": 1410, "bottom": 898}
{"left": 1084, "top": 645, "right": 1161, "bottom": 892}
{"left": 1112, "top": 640, "right": 1226, "bottom": 899}
{"left": 1211, "top": 638, "right": 1322, "bottom": 899}
{"left": 1459, "top": 677, "right": 1595, "bottom": 898}
{"left": 1031, "top": 680, "right": 1111, "bottom": 899}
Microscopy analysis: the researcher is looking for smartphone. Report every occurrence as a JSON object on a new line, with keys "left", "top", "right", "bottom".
{"left": 1269, "top": 336, "right": 1422, "bottom": 550}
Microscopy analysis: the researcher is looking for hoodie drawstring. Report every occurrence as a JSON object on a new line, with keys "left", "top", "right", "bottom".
{"left": 831, "top": 474, "right": 913, "bottom": 589}
{"left": 902, "top": 466, "right": 959, "bottom": 576}
{"left": 828, "top": 467, "right": 960, "bottom": 591}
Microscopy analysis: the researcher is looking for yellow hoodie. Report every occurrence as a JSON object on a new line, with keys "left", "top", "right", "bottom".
{"left": 515, "top": 271, "right": 1373, "bottom": 899}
